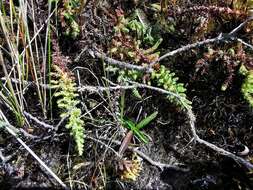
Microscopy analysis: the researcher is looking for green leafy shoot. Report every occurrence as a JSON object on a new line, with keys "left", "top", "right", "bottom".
{"left": 123, "top": 111, "right": 158, "bottom": 144}
{"left": 136, "top": 111, "right": 158, "bottom": 129}
{"left": 124, "top": 120, "right": 149, "bottom": 144}
{"left": 240, "top": 65, "right": 253, "bottom": 107}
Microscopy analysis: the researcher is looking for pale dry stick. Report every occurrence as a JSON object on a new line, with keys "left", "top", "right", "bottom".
{"left": 237, "top": 38, "right": 253, "bottom": 50}
{"left": 150, "top": 16, "right": 253, "bottom": 67}
{"left": 19, "top": 128, "right": 39, "bottom": 139}
{"left": 19, "top": 9, "right": 56, "bottom": 56}
{"left": 78, "top": 85, "right": 137, "bottom": 92}
{"left": 78, "top": 82, "right": 253, "bottom": 169}
{"left": 90, "top": 41, "right": 219, "bottom": 74}
{"left": 94, "top": 136, "right": 188, "bottom": 172}
{"left": 1, "top": 77, "right": 51, "bottom": 90}
{"left": 67, "top": 144, "right": 73, "bottom": 190}
{"left": 129, "top": 82, "right": 253, "bottom": 169}
{"left": 88, "top": 30, "right": 253, "bottom": 75}
{"left": 55, "top": 115, "right": 68, "bottom": 131}
{"left": 88, "top": 50, "right": 153, "bottom": 73}
{"left": 72, "top": 66, "right": 101, "bottom": 87}
{"left": 23, "top": 111, "right": 55, "bottom": 130}
{"left": 229, "top": 16, "right": 253, "bottom": 36}
{"left": 153, "top": 34, "right": 225, "bottom": 65}
{"left": 0, "top": 113, "right": 68, "bottom": 189}
{"left": 78, "top": 83, "right": 180, "bottom": 100}
{"left": 132, "top": 148, "right": 189, "bottom": 172}
{"left": 74, "top": 46, "right": 88, "bottom": 62}
{"left": 181, "top": 105, "right": 253, "bottom": 170}
{"left": 0, "top": 149, "right": 12, "bottom": 163}
{"left": 78, "top": 82, "right": 188, "bottom": 109}
{"left": 81, "top": 101, "right": 104, "bottom": 117}
{"left": 84, "top": 135, "right": 121, "bottom": 158}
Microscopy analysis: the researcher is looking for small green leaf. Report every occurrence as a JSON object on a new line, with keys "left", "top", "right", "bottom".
{"left": 131, "top": 125, "right": 149, "bottom": 144}
{"left": 132, "top": 88, "right": 142, "bottom": 99}
{"left": 136, "top": 111, "right": 158, "bottom": 129}
{"left": 124, "top": 119, "right": 136, "bottom": 130}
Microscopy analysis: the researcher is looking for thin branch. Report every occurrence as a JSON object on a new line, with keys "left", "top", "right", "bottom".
{"left": 95, "top": 136, "right": 188, "bottom": 172}
{"left": 237, "top": 38, "right": 253, "bottom": 50}
{"left": 153, "top": 34, "right": 225, "bottom": 65}
{"left": 78, "top": 82, "right": 189, "bottom": 109}
{"left": 88, "top": 49, "right": 153, "bottom": 73}
{"left": 1, "top": 77, "right": 51, "bottom": 89}
{"left": 139, "top": 84, "right": 253, "bottom": 169}
{"left": 19, "top": 128, "right": 39, "bottom": 139}
{"left": 24, "top": 111, "right": 55, "bottom": 130}
{"left": 0, "top": 121, "right": 68, "bottom": 189}
{"left": 132, "top": 148, "right": 189, "bottom": 172}
{"left": 186, "top": 108, "right": 253, "bottom": 169}
{"left": 78, "top": 84, "right": 137, "bottom": 92}
{"left": 88, "top": 17, "right": 253, "bottom": 74}
{"left": 229, "top": 16, "right": 253, "bottom": 36}
{"left": 136, "top": 83, "right": 253, "bottom": 169}
{"left": 85, "top": 135, "right": 121, "bottom": 158}
{"left": 82, "top": 82, "right": 253, "bottom": 169}
{"left": 0, "top": 149, "right": 12, "bottom": 163}
{"left": 151, "top": 16, "right": 253, "bottom": 66}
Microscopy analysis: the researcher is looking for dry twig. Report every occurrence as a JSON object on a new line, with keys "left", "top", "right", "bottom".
{"left": 78, "top": 82, "right": 253, "bottom": 170}
{"left": 89, "top": 17, "right": 253, "bottom": 72}
{"left": 150, "top": 16, "right": 253, "bottom": 66}
{"left": 24, "top": 111, "right": 55, "bottom": 130}
{"left": 88, "top": 49, "right": 153, "bottom": 73}
{"left": 0, "top": 112, "right": 68, "bottom": 189}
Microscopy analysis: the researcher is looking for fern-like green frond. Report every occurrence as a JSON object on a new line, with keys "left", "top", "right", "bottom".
{"left": 241, "top": 70, "right": 253, "bottom": 107}
{"left": 52, "top": 65, "right": 84, "bottom": 155}
{"left": 151, "top": 65, "right": 191, "bottom": 109}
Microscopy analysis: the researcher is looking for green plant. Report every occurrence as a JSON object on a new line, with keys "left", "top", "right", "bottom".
{"left": 111, "top": 8, "right": 162, "bottom": 64}
{"left": 151, "top": 65, "right": 191, "bottom": 109}
{"left": 149, "top": 1, "right": 176, "bottom": 33}
{"left": 0, "top": 1, "right": 47, "bottom": 124}
{"left": 122, "top": 111, "right": 158, "bottom": 144}
{"left": 52, "top": 65, "right": 84, "bottom": 155}
{"left": 109, "top": 8, "right": 190, "bottom": 110}
{"left": 114, "top": 8, "right": 155, "bottom": 44}
{"left": 240, "top": 65, "right": 253, "bottom": 107}
{"left": 0, "top": 51, "right": 24, "bottom": 126}
{"left": 57, "top": 0, "right": 82, "bottom": 38}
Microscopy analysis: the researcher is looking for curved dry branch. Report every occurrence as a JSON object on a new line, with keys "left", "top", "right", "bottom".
{"left": 78, "top": 82, "right": 253, "bottom": 170}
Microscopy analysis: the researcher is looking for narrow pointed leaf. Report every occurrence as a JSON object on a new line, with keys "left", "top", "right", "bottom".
{"left": 136, "top": 111, "right": 158, "bottom": 129}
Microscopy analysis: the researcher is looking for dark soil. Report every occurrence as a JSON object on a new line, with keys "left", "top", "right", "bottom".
{"left": 0, "top": 0, "right": 253, "bottom": 190}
